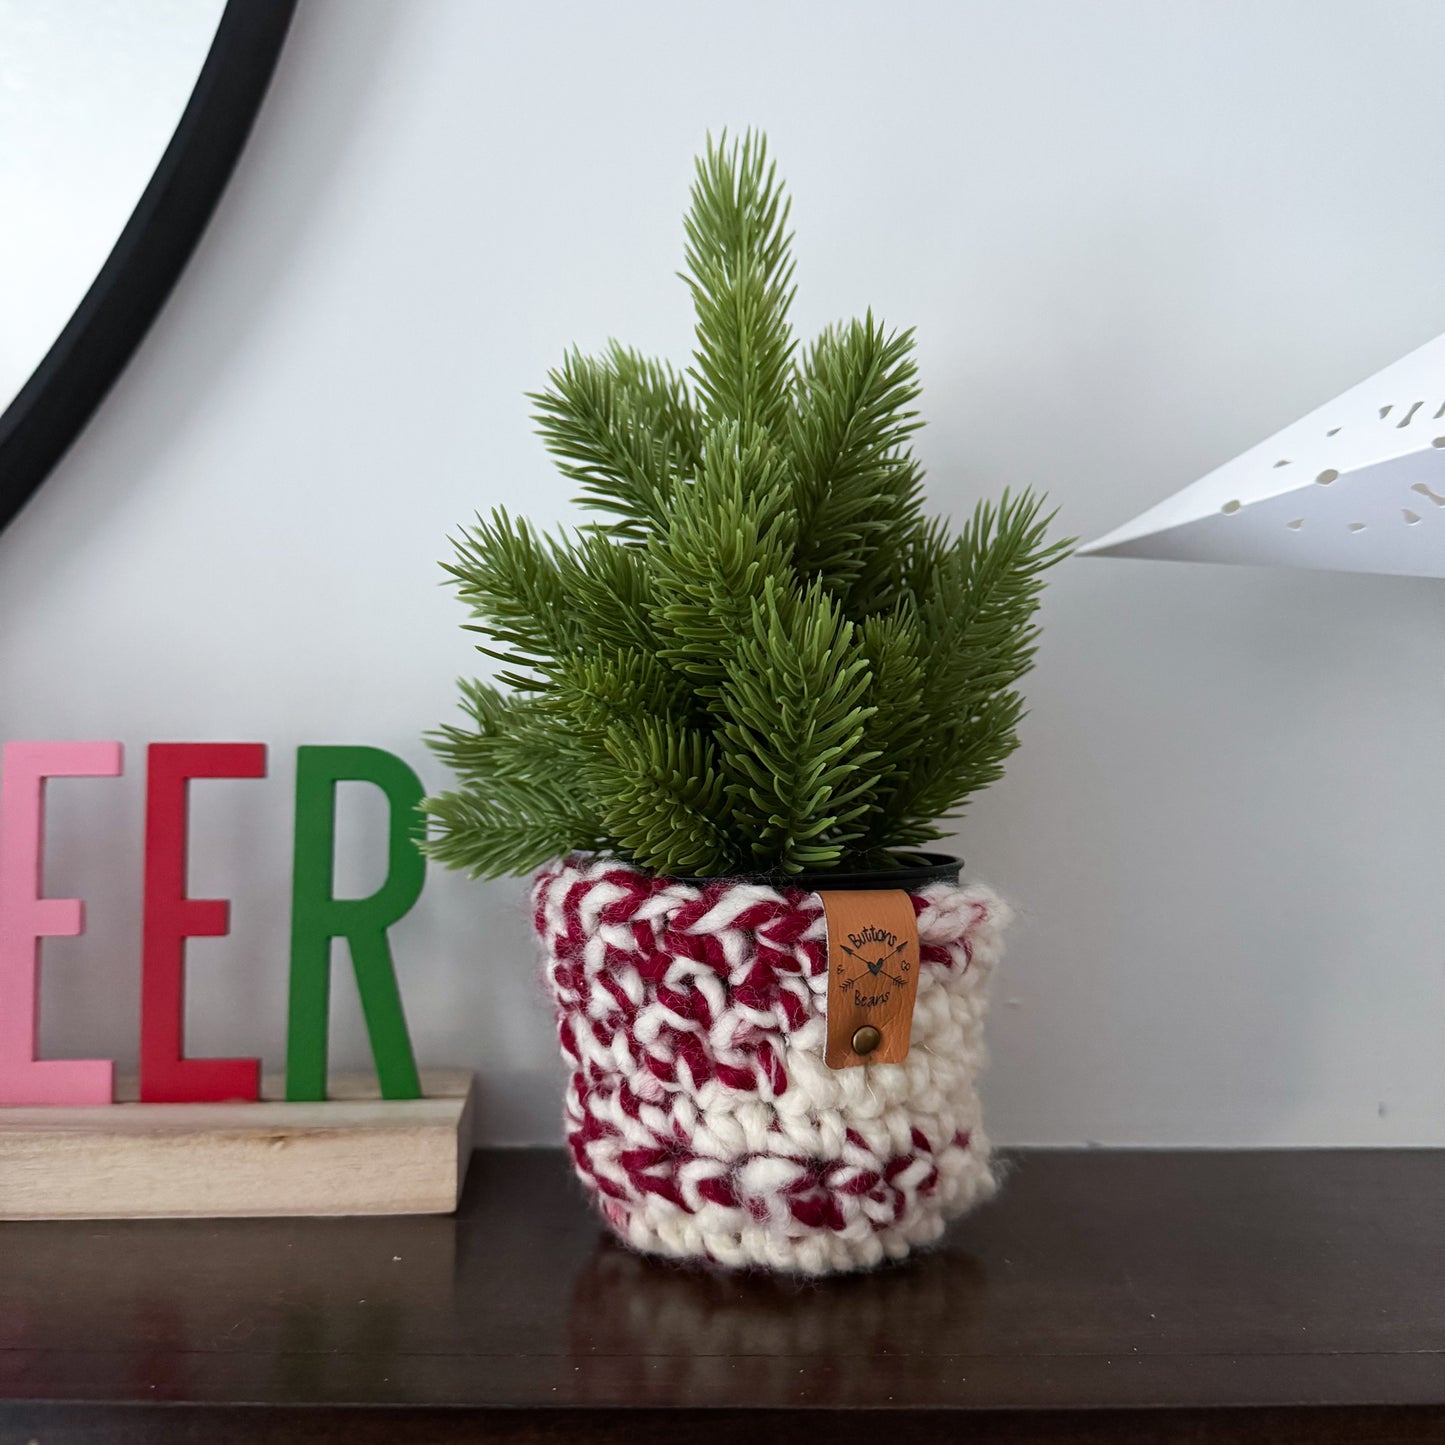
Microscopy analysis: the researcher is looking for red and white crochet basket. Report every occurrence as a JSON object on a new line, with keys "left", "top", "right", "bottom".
{"left": 534, "top": 855, "right": 1010, "bottom": 1276}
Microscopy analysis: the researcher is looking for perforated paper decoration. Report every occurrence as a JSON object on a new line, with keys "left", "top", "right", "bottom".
{"left": 1079, "top": 332, "right": 1445, "bottom": 577}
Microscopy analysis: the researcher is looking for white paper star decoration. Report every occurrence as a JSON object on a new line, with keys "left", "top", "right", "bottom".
{"left": 1080, "top": 331, "right": 1445, "bottom": 577}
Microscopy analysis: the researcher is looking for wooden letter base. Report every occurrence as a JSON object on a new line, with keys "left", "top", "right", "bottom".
{"left": 0, "top": 1068, "right": 474, "bottom": 1219}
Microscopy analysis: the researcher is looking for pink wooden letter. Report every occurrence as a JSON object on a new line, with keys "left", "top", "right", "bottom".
{"left": 0, "top": 740, "right": 122, "bottom": 1105}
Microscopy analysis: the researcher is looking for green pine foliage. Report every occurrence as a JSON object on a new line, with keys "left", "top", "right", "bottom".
{"left": 424, "top": 133, "right": 1069, "bottom": 880}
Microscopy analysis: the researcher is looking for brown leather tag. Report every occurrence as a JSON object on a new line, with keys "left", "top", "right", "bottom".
{"left": 819, "top": 889, "right": 921, "bottom": 1069}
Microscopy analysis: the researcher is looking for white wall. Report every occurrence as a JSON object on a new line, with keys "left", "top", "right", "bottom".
{"left": 3, "top": 0, "right": 1444, "bottom": 1146}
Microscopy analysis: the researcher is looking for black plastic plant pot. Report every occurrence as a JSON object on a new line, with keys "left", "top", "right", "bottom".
{"left": 671, "top": 850, "right": 963, "bottom": 892}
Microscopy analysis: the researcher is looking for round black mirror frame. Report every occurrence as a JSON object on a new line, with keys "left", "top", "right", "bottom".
{"left": 0, "top": 0, "right": 297, "bottom": 537}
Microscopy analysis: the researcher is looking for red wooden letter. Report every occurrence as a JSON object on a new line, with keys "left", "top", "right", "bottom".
{"left": 140, "top": 743, "right": 266, "bottom": 1102}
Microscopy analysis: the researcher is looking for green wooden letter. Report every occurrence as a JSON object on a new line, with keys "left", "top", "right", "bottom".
{"left": 286, "top": 746, "right": 425, "bottom": 1101}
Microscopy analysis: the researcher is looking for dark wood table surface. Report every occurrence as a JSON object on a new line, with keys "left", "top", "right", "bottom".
{"left": 1, "top": 1148, "right": 1442, "bottom": 1443}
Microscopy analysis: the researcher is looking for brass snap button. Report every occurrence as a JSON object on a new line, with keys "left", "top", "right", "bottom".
{"left": 852, "top": 1024, "right": 882, "bottom": 1056}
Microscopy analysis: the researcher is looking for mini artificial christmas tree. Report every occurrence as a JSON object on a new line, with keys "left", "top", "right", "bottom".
{"left": 428, "top": 135, "right": 1066, "bottom": 1274}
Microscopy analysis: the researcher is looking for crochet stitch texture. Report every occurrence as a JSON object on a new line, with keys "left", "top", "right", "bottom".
{"left": 535, "top": 855, "right": 1008, "bottom": 1275}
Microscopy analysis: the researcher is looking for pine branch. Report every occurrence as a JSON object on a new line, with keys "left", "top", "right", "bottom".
{"left": 647, "top": 419, "right": 796, "bottom": 698}
{"left": 884, "top": 688, "right": 1027, "bottom": 846}
{"left": 867, "top": 490, "right": 1069, "bottom": 844}
{"left": 682, "top": 131, "right": 797, "bottom": 441}
{"left": 919, "top": 490, "right": 1068, "bottom": 707}
{"left": 851, "top": 608, "right": 929, "bottom": 843}
{"left": 593, "top": 715, "right": 737, "bottom": 876}
{"left": 789, "top": 313, "right": 925, "bottom": 612}
{"left": 422, "top": 683, "right": 610, "bottom": 877}
{"left": 549, "top": 648, "right": 692, "bottom": 735}
{"left": 553, "top": 529, "right": 661, "bottom": 657}
{"left": 443, "top": 510, "right": 578, "bottom": 686}
{"left": 717, "top": 581, "right": 880, "bottom": 872}
{"left": 421, "top": 786, "right": 594, "bottom": 879}
{"left": 531, "top": 344, "right": 702, "bottom": 539}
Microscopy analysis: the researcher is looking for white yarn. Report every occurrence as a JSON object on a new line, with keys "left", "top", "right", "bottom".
{"left": 537, "top": 858, "right": 1010, "bottom": 1276}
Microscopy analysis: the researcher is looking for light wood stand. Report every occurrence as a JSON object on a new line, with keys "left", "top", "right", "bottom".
{"left": 0, "top": 1068, "right": 474, "bottom": 1219}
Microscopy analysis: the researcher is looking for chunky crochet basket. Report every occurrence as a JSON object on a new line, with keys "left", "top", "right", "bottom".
{"left": 533, "top": 855, "right": 1009, "bottom": 1276}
